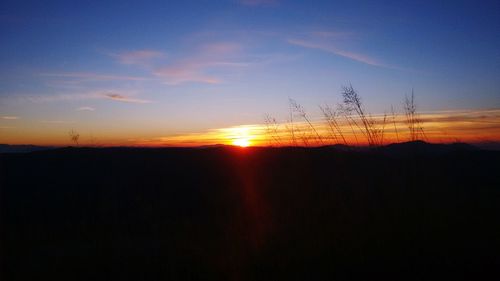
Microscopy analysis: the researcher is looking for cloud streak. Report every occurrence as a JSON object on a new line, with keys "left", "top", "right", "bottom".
{"left": 110, "top": 50, "right": 166, "bottom": 66}
{"left": 18, "top": 90, "right": 151, "bottom": 104}
{"left": 103, "top": 93, "right": 151, "bottom": 104}
{"left": 41, "top": 72, "right": 153, "bottom": 82}
{"left": 2, "top": 116, "right": 20, "bottom": 120}
{"left": 153, "top": 63, "right": 221, "bottom": 85}
{"left": 76, "top": 106, "right": 95, "bottom": 111}
{"left": 152, "top": 42, "right": 247, "bottom": 85}
{"left": 288, "top": 38, "right": 384, "bottom": 67}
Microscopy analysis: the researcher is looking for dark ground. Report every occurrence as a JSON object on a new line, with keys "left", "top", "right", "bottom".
{"left": 1, "top": 142, "right": 499, "bottom": 280}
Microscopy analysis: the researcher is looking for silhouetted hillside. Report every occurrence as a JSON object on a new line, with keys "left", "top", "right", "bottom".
{"left": 376, "top": 140, "right": 478, "bottom": 156}
{"left": 0, "top": 144, "right": 56, "bottom": 153}
{"left": 1, "top": 146, "right": 499, "bottom": 280}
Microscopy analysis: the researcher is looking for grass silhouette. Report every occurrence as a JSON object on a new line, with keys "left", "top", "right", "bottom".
{"left": 265, "top": 84, "right": 425, "bottom": 147}
{"left": 68, "top": 129, "right": 80, "bottom": 146}
{"left": 404, "top": 90, "right": 426, "bottom": 142}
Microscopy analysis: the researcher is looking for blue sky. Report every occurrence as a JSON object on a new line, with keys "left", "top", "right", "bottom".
{"left": 1, "top": 0, "right": 499, "bottom": 145}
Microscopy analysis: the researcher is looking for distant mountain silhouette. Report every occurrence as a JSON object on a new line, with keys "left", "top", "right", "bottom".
{"left": 0, "top": 144, "right": 56, "bottom": 153}
{"left": 377, "top": 140, "right": 478, "bottom": 156}
{"left": 321, "top": 143, "right": 354, "bottom": 151}
{"left": 0, "top": 141, "right": 489, "bottom": 155}
{"left": 473, "top": 141, "right": 500, "bottom": 151}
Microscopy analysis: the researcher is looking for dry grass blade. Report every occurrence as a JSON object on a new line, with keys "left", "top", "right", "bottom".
{"left": 404, "top": 90, "right": 425, "bottom": 141}
{"left": 289, "top": 98, "right": 324, "bottom": 146}
{"left": 320, "top": 104, "right": 348, "bottom": 145}
{"left": 391, "top": 105, "right": 400, "bottom": 143}
{"left": 264, "top": 114, "right": 283, "bottom": 146}
{"left": 340, "top": 84, "right": 387, "bottom": 146}
{"left": 69, "top": 129, "right": 80, "bottom": 146}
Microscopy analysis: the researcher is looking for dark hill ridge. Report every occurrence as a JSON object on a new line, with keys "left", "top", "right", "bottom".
{"left": 0, "top": 140, "right": 490, "bottom": 154}
{"left": 0, "top": 144, "right": 56, "bottom": 153}
{"left": 375, "top": 140, "right": 478, "bottom": 156}
{"left": 1, "top": 144, "right": 499, "bottom": 280}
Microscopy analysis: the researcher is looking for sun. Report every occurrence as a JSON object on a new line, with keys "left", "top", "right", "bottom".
{"left": 233, "top": 137, "right": 250, "bottom": 147}
{"left": 225, "top": 126, "right": 255, "bottom": 147}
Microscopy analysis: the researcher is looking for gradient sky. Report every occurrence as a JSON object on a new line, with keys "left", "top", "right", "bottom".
{"left": 1, "top": 0, "right": 499, "bottom": 145}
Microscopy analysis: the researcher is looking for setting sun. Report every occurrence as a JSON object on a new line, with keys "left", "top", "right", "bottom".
{"left": 233, "top": 137, "right": 251, "bottom": 147}
{"left": 225, "top": 126, "right": 256, "bottom": 147}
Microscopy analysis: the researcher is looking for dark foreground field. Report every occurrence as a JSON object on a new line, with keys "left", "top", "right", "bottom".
{"left": 1, "top": 142, "right": 499, "bottom": 280}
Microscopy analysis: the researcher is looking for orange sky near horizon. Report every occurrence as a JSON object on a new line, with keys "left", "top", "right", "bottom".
{"left": 1, "top": 108, "right": 499, "bottom": 147}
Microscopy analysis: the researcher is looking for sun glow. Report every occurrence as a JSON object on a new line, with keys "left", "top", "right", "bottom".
{"left": 229, "top": 126, "right": 254, "bottom": 147}
{"left": 233, "top": 137, "right": 251, "bottom": 147}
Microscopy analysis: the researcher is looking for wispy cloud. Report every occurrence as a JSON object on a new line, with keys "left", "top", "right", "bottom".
{"left": 153, "top": 42, "right": 247, "bottom": 85}
{"left": 43, "top": 38, "right": 278, "bottom": 87}
{"left": 103, "top": 93, "right": 151, "bottom": 104}
{"left": 18, "top": 90, "right": 151, "bottom": 104}
{"left": 23, "top": 93, "right": 97, "bottom": 103}
{"left": 45, "top": 38, "right": 275, "bottom": 87}
{"left": 2, "top": 116, "right": 20, "bottom": 120}
{"left": 41, "top": 72, "right": 153, "bottom": 82}
{"left": 154, "top": 65, "right": 220, "bottom": 85}
{"left": 109, "top": 50, "right": 166, "bottom": 66}
{"left": 76, "top": 106, "right": 95, "bottom": 111}
{"left": 78, "top": 43, "right": 249, "bottom": 85}
{"left": 288, "top": 38, "right": 384, "bottom": 67}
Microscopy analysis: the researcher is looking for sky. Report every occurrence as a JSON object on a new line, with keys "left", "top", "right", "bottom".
{"left": 1, "top": 0, "right": 499, "bottom": 146}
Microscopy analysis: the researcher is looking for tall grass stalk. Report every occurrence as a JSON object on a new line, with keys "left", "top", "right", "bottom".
{"left": 289, "top": 98, "right": 324, "bottom": 146}
{"left": 340, "top": 85, "right": 386, "bottom": 146}
{"left": 391, "top": 105, "right": 400, "bottom": 143}
{"left": 264, "top": 84, "right": 424, "bottom": 147}
{"left": 69, "top": 129, "right": 80, "bottom": 146}
{"left": 320, "top": 104, "right": 348, "bottom": 145}
{"left": 264, "top": 114, "right": 283, "bottom": 146}
{"left": 404, "top": 90, "right": 425, "bottom": 141}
